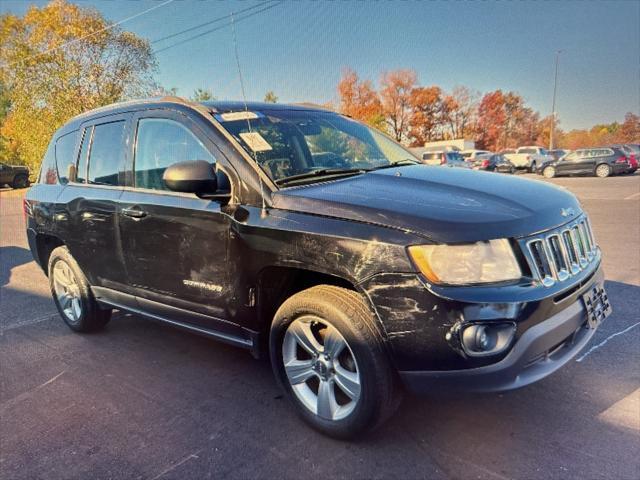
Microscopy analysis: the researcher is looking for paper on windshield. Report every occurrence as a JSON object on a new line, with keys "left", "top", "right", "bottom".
{"left": 239, "top": 132, "right": 273, "bottom": 152}
{"left": 219, "top": 111, "right": 259, "bottom": 122}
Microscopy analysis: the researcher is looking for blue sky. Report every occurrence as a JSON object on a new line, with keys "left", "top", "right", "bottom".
{"left": 3, "top": 0, "right": 639, "bottom": 130}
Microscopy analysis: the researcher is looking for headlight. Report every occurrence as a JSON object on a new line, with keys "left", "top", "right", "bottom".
{"left": 408, "top": 239, "right": 522, "bottom": 285}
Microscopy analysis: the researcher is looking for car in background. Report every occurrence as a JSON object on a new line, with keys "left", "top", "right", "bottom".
{"left": 504, "top": 146, "right": 554, "bottom": 172}
{"left": 422, "top": 150, "right": 470, "bottom": 168}
{"left": 469, "top": 153, "right": 515, "bottom": 173}
{"left": 608, "top": 144, "right": 638, "bottom": 174}
{"left": 0, "top": 163, "right": 30, "bottom": 189}
{"left": 460, "top": 149, "right": 492, "bottom": 164}
{"left": 540, "top": 146, "right": 630, "bottom": 178}
{"left": 548, "top": 149, "right": 569, "bottom": 161}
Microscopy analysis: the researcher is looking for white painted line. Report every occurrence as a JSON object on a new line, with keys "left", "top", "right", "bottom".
{"left": 624, "top": 192, "right": 640, "bottom": 200}
{"left": 576, "top": 321, "right": 640, "bottom": 362}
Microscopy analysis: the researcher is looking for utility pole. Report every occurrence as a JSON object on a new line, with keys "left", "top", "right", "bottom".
{"left": 549, "top": 50, "right": 562, "bottom": 150}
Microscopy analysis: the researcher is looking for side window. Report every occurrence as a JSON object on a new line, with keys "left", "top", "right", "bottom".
{"left": 87, "top": 121, "right": 125, "bottom": 186}
{"left": 134, "top": 118, "right": 215, "bottom": 190}
{"left": 76, "top": 127, "right": 93, "bottom": 183}
{"left": 39, "top": 140, "right": 57, "bottom": 184}
{"left": 564, "top": 151, "right": 578, "bottom": 161}
{"left": 55, "top": 131, "right": 78, "bottom": 184}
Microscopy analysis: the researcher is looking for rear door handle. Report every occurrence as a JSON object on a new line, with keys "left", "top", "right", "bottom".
{"left": 122, "top": 207, "right": 147, "bottom": 219}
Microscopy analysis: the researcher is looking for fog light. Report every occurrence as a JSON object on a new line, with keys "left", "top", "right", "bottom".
{"left": 461, "top": 323, "right": 516, "bottom": 357}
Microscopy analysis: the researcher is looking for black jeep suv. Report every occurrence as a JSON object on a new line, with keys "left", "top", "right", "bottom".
{"left": 25, "top": 98, "right": 609, "bottom": 438}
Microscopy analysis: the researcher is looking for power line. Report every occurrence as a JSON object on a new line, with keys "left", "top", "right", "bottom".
{"left": 12, "top": 0, "right": 176, "bottom": 67}
{"left": 152, "top": 1, "right": 276, "bottom": 44}
{"left": 154, "top": 2, "right": 283, "bottom": 55}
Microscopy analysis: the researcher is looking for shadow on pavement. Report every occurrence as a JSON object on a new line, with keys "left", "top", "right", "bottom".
{"left": 0, "top": 245, "right": 35, "bottom": 287}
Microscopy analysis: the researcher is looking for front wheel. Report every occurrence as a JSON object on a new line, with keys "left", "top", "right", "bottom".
{"left": 595, "top": 164, "right": 611, "bottom": 178}
{"left": 543, "top": 166, "right": 556, "bottom": 178}
{"left": 12, "top": 174, "right": 29, "bottom": 189}
{"left": 270, "top": 285, "right": 400, "bottom": 439}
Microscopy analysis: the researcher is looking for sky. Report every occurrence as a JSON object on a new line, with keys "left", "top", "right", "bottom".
{"left": 2, "top": 0, "right": 639, "bottom": 130}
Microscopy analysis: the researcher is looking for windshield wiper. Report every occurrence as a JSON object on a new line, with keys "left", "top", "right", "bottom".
{"left": 367, "top": 158, "right": 420, "bottom": 171}
{"left": 275, "top": 168, "right": 366, "bottom": 186}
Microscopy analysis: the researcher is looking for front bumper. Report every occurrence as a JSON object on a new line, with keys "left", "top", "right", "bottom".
{"left": 399, "top": 295, "right": 599, "bottom": 393}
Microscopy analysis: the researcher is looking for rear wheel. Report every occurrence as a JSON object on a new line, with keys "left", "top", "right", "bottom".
{"left": 595, "top": 164, "right": 611, "bottom": 178}
{"left": 543, "top": 166, "right": 556, "bottom": 178}
{"left": 48, "top": 246, "right": 111, "bottom": 332}
{"left": 12, "top": 174, "right": 29, "bottom": 189}
{"left": 270, "top": 285, "right": 400, "bottom": 439}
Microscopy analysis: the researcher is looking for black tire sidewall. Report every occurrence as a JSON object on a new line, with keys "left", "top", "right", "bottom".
{"left": 269, "top": 289, "right": 388, "bottom": 438}
{"left": 48, "top": 246, "right": 110, "bottom": 332}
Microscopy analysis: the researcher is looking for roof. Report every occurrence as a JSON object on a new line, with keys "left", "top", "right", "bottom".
{"left": 56, "top": 97, "right": 334, "bottom": 137}
{"left": 202, "top": 100, "right": 332, "bottom": 113}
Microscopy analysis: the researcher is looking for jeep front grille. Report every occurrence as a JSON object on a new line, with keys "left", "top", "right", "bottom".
{"left": 522, "top": 216, "right": 598, "bottom": 287}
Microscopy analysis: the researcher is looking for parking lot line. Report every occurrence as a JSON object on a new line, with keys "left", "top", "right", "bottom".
{"left": 575, "top": 321, "right": 640, "bottom": 362}
{"left": 624, "top": 192, "right": 640, "bottom": 200}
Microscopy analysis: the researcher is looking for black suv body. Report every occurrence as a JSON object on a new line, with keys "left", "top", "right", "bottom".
{"left": 25, "top": 98, "right": 609, "bottom": 437}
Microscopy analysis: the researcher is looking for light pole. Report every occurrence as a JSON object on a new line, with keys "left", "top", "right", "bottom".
{"left": 549, "top": 50, "right": 562, "bottom": 150}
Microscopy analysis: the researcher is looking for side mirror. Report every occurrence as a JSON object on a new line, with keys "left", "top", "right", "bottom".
{"left": 163, "top": 160, "right": 217, "bottom": 195}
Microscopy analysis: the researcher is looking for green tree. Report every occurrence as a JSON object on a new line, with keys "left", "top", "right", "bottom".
{"left": 263, "top": 90, "right": 278, "bottom": 103}
{"left": 192, "top": 88, "right": 215, "bottom": 102}
{"left": 0, "top": 0, "right": 157, "bottom": 171}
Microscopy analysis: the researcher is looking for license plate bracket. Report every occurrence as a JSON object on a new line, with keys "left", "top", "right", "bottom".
{"left": 582, "top": 283, "right": 611, "bottom": 329}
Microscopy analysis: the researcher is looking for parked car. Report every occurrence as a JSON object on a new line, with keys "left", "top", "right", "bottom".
{"left": 504, "top": 146, "right": 554, "bottom": 172}
{"left": 470, "top": 153, "right": 514, "bottom": 173}
{"left": 0, "top": 163, "right": 30, "bottom": 189}
{"left": 608, "top": 144, "right": 638, "bottom": 174}
{"left": 548, "top": 149, "right": 569, "bottom": 161}
{"left": 26, "top": 98, "right": 609, "bottom": 438}
{"left": 422, "top": 150, "right": 470, "bottom": 168}
{"left": 460, "top": 149, "right": 492, "bottom": 164}
{"left": 541, "top": 146, "right": 630, "bottom": 178}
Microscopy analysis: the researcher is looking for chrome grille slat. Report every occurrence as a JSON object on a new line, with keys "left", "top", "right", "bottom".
{"left": 522, "top": 215, "right": 598, "bottom": 287}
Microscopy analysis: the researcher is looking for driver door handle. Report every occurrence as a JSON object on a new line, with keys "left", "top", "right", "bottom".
{"left": 122, "top": 206, "right": 147, "bottom": 219}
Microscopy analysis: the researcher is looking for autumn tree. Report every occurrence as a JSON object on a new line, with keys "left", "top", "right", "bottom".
{"left": 337, "top": 68, "right": 383, "bottom": 127}
{"left": 0, "top": 0, "right": 157, "bottom": 171}
{"left": 379, "top": 69, "right": 417, "bottom": 142}
{"left": 191, "top": 88, "right": 215, "bottom": 102}
{"left": 408, "top": 86, "right": 444, "bottom": 146}
{"left": 475, "top": 90, "right": 506, "bottom": 150}
{"left": 619, "top": 112, "right": 640, "bottom": 142}
{"left": 441, "top": 86, "right": 479, "bottom": 139}
{"left": 264, "top": 91, "right": 278, "bottom": 103}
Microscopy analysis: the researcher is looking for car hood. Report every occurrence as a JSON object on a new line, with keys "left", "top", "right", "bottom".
{"left": 271, "top": 166, "right": 582, "bottom": 243}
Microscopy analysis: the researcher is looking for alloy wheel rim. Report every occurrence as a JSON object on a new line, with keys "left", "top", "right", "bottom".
{"left": 596, "top": 165, "right": 609, "bottom": 177}
{"left": 282, "top": 315, "right": 361, "bottom": 421}
{"left": 52, "top": 260, "right": 82, "bottom": 323}
{"left": 544, "top": 167, "right": 555, "bottom": 178}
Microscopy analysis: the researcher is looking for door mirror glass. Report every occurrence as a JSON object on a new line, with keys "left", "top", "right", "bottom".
{"left": 163, "top": 160, "right": 217, "bottom": 194}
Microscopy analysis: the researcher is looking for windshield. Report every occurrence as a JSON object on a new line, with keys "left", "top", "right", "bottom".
{"left": 214, "top": 109, "right": 416, "bottom": 184}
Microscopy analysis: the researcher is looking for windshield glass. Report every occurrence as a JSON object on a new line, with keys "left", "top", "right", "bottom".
{"left": 214, "top": 109, "right": 416, "bottom": 184}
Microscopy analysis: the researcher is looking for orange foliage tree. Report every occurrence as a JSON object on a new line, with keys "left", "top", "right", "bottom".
{"left": 379, "top": 69, "right": 417, "bottom": 142}
{"left": 337, "top": 68, "right": 383, "bottom": 127}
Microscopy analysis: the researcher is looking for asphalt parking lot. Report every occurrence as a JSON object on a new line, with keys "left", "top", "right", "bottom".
{"left": 1, "top": 173, "right": 639, "bottom": 480}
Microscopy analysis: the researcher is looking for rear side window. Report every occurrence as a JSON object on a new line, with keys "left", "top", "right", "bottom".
{"left": 55, "top": 131, "right": 78, "bottom": 184}
{"left": 518, "top": 148, "right": 536, "bottom": 154}
{"left": 87, "top": 121, "right": 125, "bottom": 186}
{"left": 39, "top": 140, "right": 57, "bottom": 184}
{"left": 134, "top": 118, "right": 215, "bottom": 190}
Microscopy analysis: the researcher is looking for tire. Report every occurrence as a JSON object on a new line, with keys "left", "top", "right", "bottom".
{"left": 543, "top": 166, "right": 556, "bottom": 178}
{"left": 595, "top": 164, "right": 611, "bottom": 178}
{"left": 48, "top": 246, "right": 111, "bottom": 332}
{"left": 269, "top": 285, "right": 400, "bottom": 439}
{"left": 12, "top": 174, "right": 29, "bottom": 189}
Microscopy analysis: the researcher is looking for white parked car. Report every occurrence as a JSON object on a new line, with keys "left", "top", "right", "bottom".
{"left": 460, "top": 149, "right": 493, "bottom": 163}
{"left": 504, "top": 146, "right": 554, "bottom": 172}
